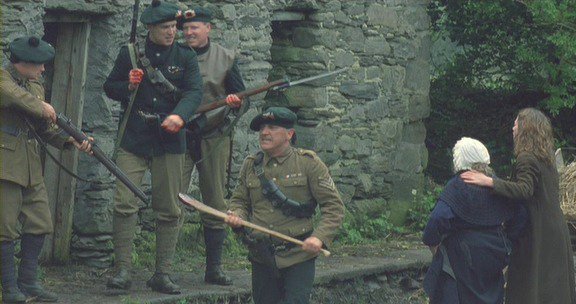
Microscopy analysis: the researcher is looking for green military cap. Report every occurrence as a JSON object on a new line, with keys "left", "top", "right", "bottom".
{"left": 9, "top": 36, "right": 55, "bottom": 64}
{"left": 250, "top": 107, "right": 297, "bottom": 131}
{"left": 140, "top": 0, "right": 182, "bottom": 25}
{"left": 177, "top": 7, "right": 212, "bottom": 29}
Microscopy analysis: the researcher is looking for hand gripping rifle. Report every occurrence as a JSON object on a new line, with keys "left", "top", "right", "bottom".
{"left": 56, "top": 114, "right": 149, "bottom": 203}
{"left": 178, "top": 193, "right": 331, "bottom": 257}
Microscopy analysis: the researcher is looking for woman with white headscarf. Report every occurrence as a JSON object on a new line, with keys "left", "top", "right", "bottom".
{"left": 423, "top": 137, "right": 527, "bottom": 304}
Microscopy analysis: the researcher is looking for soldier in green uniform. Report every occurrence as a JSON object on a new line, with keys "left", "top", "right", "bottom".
{"left": 178, "top": 6, "right": 246, "bottom": 286}
{"left": 103, "top": 0, "right": 203, "bottom": 294}
{"left": 225, "top": 107, "right": 345, "bottom": 304}
{"left": 0, "top": 36, "right": 92, "bottom": 303}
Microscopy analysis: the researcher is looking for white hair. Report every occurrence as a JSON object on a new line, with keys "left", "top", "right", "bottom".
{"left": 452, "top": 137, "right": 490, "bottom": 173}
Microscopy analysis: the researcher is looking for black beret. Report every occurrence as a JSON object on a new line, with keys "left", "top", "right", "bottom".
{"left": 250, "top": 107, "right": 297, "bottom": 131}
{"left": 140, "top": 0, "right": 182, "bottom": 25}
{"left": 177, "top": 7, "right": 213, "bottom": 29}
{"left": 9, "top": 36, "right": 55, "bottom": 64}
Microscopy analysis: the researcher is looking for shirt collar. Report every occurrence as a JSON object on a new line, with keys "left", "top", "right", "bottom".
{"left": 6, "top": 64, "right": 28, "bottom": 87}
{"left": 263, "top": 146, "right": 294, "bottom": 166}
{"left": 193, "top": 38, "right": 210, "bottom": 55}
{"left": 146, "top": 35, "right": 171, "bottom": 52}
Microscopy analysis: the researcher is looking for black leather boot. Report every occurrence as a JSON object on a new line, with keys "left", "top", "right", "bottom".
{"left": 1, "top": 241, "right": 26, "bottom": 303}
{"left": 204, "top": 227, "right": 233, "bottom": 286}
{"left": 17, "top": 234, "right": 58, "bottom": 302}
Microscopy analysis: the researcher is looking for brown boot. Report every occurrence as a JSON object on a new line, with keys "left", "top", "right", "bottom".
{"left": 107, "top": 213, "right": 137, "bottom": 290}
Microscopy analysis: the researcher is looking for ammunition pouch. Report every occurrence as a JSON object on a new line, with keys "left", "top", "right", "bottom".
{"left": 234, "top": 228, "right": 279, "bottom": 277}
{"left": 260, "top": 179, "right": 316, "bottom": 218}
{"left": 253, "top": 152, "right": 316, "bottom": 218}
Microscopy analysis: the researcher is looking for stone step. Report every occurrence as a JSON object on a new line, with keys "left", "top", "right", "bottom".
{"left": 48, "top": 249, "right": 431, "bottom": 304}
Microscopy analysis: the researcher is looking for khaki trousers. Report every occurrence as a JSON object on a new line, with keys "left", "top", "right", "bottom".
{"left": 183, "top": 135, "right": 230, "bottom": 229}
{"left": 113, "top": 148, "right": 183, "bottom": 222}
{"left": 0, "top": 179, "right": 53, "bottom": 241}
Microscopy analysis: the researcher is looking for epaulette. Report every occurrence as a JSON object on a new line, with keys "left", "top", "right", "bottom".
{"left": 297, "top": 148, "right": 317, "bottom": 158}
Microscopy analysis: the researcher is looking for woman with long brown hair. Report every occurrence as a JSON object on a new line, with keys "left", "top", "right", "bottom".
{"left": 461, "top": 108, "right": 575, "bottom": 304}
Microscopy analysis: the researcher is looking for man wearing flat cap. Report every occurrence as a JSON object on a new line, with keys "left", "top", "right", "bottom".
{"left": 225, "top": 107, "right": 345, "bottom": 303}
{"left": 1, "top": 36, "right": 92, "bottom": 303}
{"left": 178, "top": 6, "right": 246, "bottom": 286}
{"left": 103, "top": 0, "right": 202, "bottom": 294}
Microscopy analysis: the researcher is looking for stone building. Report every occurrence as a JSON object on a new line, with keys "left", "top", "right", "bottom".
{"left": 1, "top": 0, "right": 430, "bottom": 267}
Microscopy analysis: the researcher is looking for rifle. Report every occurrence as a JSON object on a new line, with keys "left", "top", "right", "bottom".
{"left": 193, "top": 67, "right": 348, "bottom": 115}
{"left": 113, "top": 0, "right": 141, "bottom": 160}
{"left": 178, "top": 193, "right": 331, "bottom": 257}
{"left": 138, "top": 68, "right": 349, "bottom": 130}
{"left": 56, "top": 113, "right": 149, "bottom": 203}
{"left": 129, "top": 0, "right": 140, "bottom": 44}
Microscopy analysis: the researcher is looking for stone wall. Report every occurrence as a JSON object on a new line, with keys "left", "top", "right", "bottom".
{"left": 1, "top": 1, "right": 45, "bottom": 61}
{"left": 1, "top": 0, "right": 430, "bottom": 267}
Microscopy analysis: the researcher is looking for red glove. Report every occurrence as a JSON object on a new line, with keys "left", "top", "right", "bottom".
{"left": 129, "top": 69, "right": 144, "bottom": 86}
{"left": 225, "top": 94, "right": 242, "bottom": 108}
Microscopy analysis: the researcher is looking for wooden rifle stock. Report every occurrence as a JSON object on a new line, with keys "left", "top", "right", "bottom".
{"left": 56, "top": 114, "right": 149, "bottom": 203}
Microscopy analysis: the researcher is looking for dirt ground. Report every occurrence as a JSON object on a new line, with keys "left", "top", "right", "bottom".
{"left": 29, "top": 237, "right": 429, "bottom": 303}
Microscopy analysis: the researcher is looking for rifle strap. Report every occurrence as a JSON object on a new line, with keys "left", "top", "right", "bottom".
{"left": 23, "top": 117, "right": 91, "bottom": 183}
{"left": 225, "top": 132, "right": 234, "bottom": 193}
{"left": 136, "top": 41, "right": 180, "bottom": 98}
{"left": 128, "top": 42, "right": 138, "bottom": 69}
{"left": 112, "top": 43, "right": 140, "bottom": 161}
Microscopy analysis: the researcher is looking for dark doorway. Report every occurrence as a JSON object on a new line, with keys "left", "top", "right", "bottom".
{"left": 41, "top": 16, "right": 91, "bottom": 263}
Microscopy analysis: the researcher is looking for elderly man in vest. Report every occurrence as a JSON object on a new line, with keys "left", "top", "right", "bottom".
{"left": 225, "top": 107, "right": 345, "bottom": 304}
{"left": 1, "top": 36, "right": 92, "bottom": 303}
{"left": 178, "top": 6, "right": 246, "bottom": 286}
{"left": 103, "top": 0, "right": 202, "bottom": 294}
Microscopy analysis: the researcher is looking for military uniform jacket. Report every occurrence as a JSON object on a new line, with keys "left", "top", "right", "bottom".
{"left": 104, "top": 37, "right": 203, "bottom": 157}
{"left": 192, "top": 41, "right": 245, "bottom": 137}
{"left": 229, "top": 146, "right": 345, "bottom": 269}
{"left": 0, "top": 65, "right": 70, "bottom": 187}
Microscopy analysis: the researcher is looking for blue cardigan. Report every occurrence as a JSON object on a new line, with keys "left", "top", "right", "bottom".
{"left": 422, "top": 176, "right": 528, "bottom": 304}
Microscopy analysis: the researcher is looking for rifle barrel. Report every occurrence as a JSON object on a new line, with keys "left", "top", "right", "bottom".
{"left": 129, "top": 0, "right": 140, "bottom": 43}
{"left": 56, "top": 114, "right": 149, "bottom": 203}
